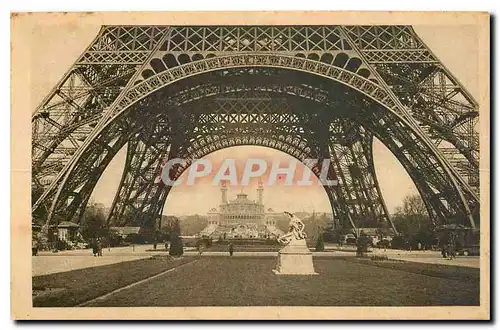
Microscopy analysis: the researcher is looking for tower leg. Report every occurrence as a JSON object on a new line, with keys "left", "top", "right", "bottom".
{"left": 328, "top": 123, "right": 393, "bottom": 231}
{"left": 107, "top": 119, "right": 171, "bottom": 228}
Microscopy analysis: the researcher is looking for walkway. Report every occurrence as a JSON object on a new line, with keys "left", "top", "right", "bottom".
{"left": 32, "top": 255, "right": 149, "bottom": 276}
{"left": 33, "top": 245, "right": 169, "bottom": 276}
{"left": 369, "top": 248, "right": 480, "bottom": 268}
{"left": 32, "top": 244, "right": 480, "bottom": 276}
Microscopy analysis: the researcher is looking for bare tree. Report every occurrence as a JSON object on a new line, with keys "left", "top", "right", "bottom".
{"left": 393, "top": 194, "right": 431, "bottom": 235}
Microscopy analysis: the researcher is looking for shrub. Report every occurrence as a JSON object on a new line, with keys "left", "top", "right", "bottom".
{"left": 371, "top": 255, "right": 389, "bottom": 261}
{"left": 184, "top": 241, "right": 197, "bottom": 248}
{"left": 377, "top": 239, "right": 391, "bottom": 249}
{"left": 55, "top": 239, "right": 73, "bottom": 251}
{"left": 196, "top": 237, "right": 213, "bottom": 248}
{"left": 390, "top": 235, "right": 407, "bottom": 250}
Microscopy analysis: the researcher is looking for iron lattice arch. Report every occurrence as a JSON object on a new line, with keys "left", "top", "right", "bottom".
{"left": 31, "top": 25, "right": 480, "bottom": 232}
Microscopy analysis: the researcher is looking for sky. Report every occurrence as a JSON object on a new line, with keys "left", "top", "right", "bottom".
{"left": 29, "top": 24, "right": 479, "bottom": 216}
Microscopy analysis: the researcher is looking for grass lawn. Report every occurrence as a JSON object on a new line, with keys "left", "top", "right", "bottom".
{"left": 349, "top": 258, "right": 479, "bottom": 283}
{"left": 85, "top": 257, "right": 479, "bottom": 307}
{"left": 32, "top": 256, "right": 195, "bottom": 307}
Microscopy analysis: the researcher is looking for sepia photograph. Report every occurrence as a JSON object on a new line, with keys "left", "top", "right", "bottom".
{"left": 10, "top": 11, "right": 490, "bottom": 320}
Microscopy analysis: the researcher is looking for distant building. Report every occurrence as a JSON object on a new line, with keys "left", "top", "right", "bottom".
{"left": 110, "top": 226, "right": 142, "bottom": 239}
{"left": 198, "top": 182, "right": 284, "bottom": 239}
{"left": 57, "top": 221, "right": 80, "bottom": 242}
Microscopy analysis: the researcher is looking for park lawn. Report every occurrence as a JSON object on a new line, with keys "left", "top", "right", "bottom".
{"left": 348, "top": 258, "right": 480, "bottom": 283}
{"left": 32, "top": 256, "right": 195, "bottom": 307}
{"left": 87, "top": 257, "right": 479, "bottom": 307}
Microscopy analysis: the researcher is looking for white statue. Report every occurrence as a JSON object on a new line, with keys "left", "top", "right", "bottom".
{"left": 277, "top": 211, "right": 307, "bottom": 245}
{"left": 273, "top": 211, "right": 318, "bottom": 275}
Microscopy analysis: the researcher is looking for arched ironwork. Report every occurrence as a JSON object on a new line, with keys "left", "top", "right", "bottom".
{"left": 31, "top": 25, "right": 480, "bottom": 233}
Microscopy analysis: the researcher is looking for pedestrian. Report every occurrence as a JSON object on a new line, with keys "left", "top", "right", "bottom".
{"left": 228, "top": 242, "right": 234, "bottom": 257}
{"left": 448, "top": 235, "right": 456, "bottom": 260}
{"left": 197, "top": 243, "right": 204, "bottom": 256}
{"left": 32, "top": 239, "right": 38, "bottom": 256}
{"left": 164, "top": 242, "right": 169, "bottom": 251}
{"left": 356, "top": 244, "right": 362, "bottom": 257}
{"left": 97, "top": 239, "right": 103, "bottom": 256}
{"left": 406, "top": 240, "right": 412, "bottom": 251}
{"left": 446, "top": 243, "right": 454, "bottom": 260}
{"left": 92, "top": 238, "right": 98, "bottom": 257}
{"left": 441, "top": 244, "right": 448, "bottom": 259}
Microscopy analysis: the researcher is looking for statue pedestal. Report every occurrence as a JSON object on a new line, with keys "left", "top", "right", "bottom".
{"left": 273, "top": 238, "right": 318, "bottom": 275}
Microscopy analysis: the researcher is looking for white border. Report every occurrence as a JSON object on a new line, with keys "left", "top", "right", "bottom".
{"left": 4, "top": 1, "right": 497, "bottom": 329}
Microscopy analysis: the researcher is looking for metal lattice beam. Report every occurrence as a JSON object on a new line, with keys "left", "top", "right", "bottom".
{"left": 32, "top": 25, "right": 480, "bottom": 232}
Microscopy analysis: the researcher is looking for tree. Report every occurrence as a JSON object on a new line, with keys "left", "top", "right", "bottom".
{"left": 392, "top": 194, "right": 434, "bottom": 249}
{"left": 179, "top": 215, "right": 208, "bottom": 235}
{"left": 160, "top": 216, "right": 181, "bottom": 241}
{"left": 356, "top": 230, "right": 370, "bottom": 257}
{"left": 392, "top": 194, "right": 431, "bottom": 236}
{"left": 169, "top": 231, "right": 184, "bottom": 257}
{"left": 323, "top": 226, "right": 351, "bottom": 244}
{"left": 315, "top": 233, "right": 325, "bottom": 252}
{"left": 172, "top": 218, "right": 181, "bottom": 236}
{"left": 79, "top": 203, "right": 109, "bottom": 241}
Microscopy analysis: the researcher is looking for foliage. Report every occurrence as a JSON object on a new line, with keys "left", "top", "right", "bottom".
{"left": 356, "top": 231, "right": 371, "bottom": 256}
{"left": 160, "top": 215, "right": 209, "bottom": 237}
{"left": 106, "top": 229, "right": 124, "bottom": 247}
{"left": 160, "top": 216, "right": 181, "bottom": 241}
{"left": 390, "top": 194, "right": 438, "bottom": 249}
{"left": 169, "top": 232, "right": 184, "bottom": 257}
{"left": 275, "top": 213, "right": 332, "bottom": 238}
{"left": 315, "top": 233, "right": 325, "bottom": 252}
{"left": 215, "top": 239, "right": 279, "bottom": 246}
{"left": 323, "top": 227, "right": 351, "bottom": 243}
{"left": 124, "top": 233, "right": 152, "bottom": 245}
{"left": 178, "top": 215, "right": 208, "bottom": 235}
{"left": 371, "top": 255, "right": 389, "bottom": 261}
{"left": 390, "top": 235, "right": 407, "bottom": 249}
{"left": 197, "top": 237, "right": 213, "bottom": 248}
{"left": 54, "top": 239, "right": 73, "bottom": 251}
{"left": 376, "top": 239, "right": 391, "bottom": 249}
{"left": 79, "top": 203, "right": 109, "bottom": 241}
{"left": 392, "top": 195, "right": 431, "bottom": 235}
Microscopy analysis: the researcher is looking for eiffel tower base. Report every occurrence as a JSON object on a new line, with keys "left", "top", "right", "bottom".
{"left": 272, "top": 238, "right": 318, "bottom": 275}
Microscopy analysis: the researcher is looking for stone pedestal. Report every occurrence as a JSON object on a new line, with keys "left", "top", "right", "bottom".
{"left": 273, "top": 237, "right": 318, "bottom": 275}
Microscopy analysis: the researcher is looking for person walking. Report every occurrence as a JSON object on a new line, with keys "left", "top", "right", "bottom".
{"left": 97, "top": 239, "right": 103, "bottom": 257}
{"left": 446, "top": 243, "right": 453, "bottom": 260}
{"left": 449, "top": 233, "right": 456, "bottom": 260}
{"left": 441, "top": 244, "right": 447, "bottom": 259}
{"left": 228, "top": 242, "right": 234, "bottom": 257}
{"left": 92, "top": 238, "right": 98, "bottom": 257}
